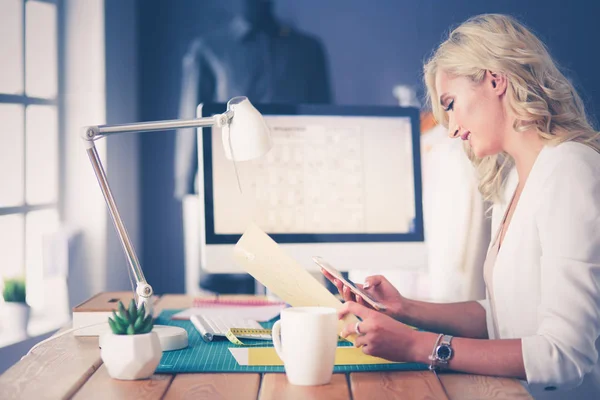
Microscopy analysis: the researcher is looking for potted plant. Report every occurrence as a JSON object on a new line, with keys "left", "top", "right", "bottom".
{"left": 100, "top": 299, "right": 162, "bottom": 380}
{"left": 1, "top": 277, "right": 30, "bottom": 338}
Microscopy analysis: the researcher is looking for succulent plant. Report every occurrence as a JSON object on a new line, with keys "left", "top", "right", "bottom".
{"left": 108, "top": 299, "right": 154, "bottom": 335}
{"left": 2, "top": 278, "right": 26, "bottom": 303}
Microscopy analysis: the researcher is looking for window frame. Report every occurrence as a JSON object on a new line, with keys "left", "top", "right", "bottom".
{"left": 0, "top": 0, "right": 64, "bottom": 305}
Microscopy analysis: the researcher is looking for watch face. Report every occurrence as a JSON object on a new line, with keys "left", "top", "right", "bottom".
{"left": 436, "top": 345, "right": 452, "bottom": 361}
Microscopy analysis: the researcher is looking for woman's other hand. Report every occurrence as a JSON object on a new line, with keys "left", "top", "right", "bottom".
{"left": 338, "top": 301, "right": 419, "bottom": 362}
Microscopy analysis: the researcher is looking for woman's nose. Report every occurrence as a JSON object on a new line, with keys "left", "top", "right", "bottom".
{"left": 448, "top": 124, "right": 461, "bottom": 138}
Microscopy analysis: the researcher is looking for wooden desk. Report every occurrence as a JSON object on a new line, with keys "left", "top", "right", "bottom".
{"left": 0, "top": 294, "right": 532, "bottom": 399}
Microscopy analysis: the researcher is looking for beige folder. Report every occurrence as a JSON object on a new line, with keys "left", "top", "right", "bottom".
{"left": 232, "top": 223, "right": 359, "bottom": 344}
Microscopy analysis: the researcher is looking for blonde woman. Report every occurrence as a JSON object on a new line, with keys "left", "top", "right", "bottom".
{"left": 323, "top": 14, "right": 600, "bottom": 399}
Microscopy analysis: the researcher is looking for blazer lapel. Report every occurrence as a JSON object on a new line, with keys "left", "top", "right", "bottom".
{"left": 494, "top": 145, "right": 550, "bottom": 262}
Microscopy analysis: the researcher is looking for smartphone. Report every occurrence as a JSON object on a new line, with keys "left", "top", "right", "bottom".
{"left": 313, "top": 256, "right": 387, "bottom": 311}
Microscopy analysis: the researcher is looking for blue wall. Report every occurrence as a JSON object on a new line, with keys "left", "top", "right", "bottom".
{"left": 138, "top": 0, "right": 600, "bottom": 294}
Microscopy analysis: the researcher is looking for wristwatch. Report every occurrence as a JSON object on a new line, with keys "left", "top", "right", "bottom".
{"left": 431, "top": 334, "right": 454, "bottom": 369}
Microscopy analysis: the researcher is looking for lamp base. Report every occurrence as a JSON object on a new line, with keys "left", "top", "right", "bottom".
{"left": 99, "top": 325, "right": 188, "bottom": 351}
{"left": 153, "top": 325, "right": 188, "bottom": 351}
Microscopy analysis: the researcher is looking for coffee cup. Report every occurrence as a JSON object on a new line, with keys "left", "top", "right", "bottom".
{"left": 272, "top": 306, "right": 338, "bottom": 386}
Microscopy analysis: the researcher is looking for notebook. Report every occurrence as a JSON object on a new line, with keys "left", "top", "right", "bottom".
{"left": 190, "top": 314, "right": 272, "bottom": 342}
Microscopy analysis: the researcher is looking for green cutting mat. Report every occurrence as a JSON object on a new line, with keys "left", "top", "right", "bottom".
{"left": 155, "top": 310, "right": 428, "bottom": 374}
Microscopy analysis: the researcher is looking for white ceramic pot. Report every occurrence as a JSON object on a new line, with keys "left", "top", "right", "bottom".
{"left": 0, "top": 302, "right": 30, "bottom": 338}
{"left": 100, "top": 331, "right": 162, "bottom": 380}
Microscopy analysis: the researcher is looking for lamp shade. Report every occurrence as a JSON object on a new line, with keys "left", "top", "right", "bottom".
{"left": 222, "top": 96, "right": 273, "bottom": 161}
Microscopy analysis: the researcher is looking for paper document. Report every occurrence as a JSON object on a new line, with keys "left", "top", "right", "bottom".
{"left": 171, "top": 305, "right": 285, "bottom": 322}
{"left": 232, "top": 223, "right": 360, "bottom": 343}
{"left": 229, "top": 347, "right": 401, "bottom": 366}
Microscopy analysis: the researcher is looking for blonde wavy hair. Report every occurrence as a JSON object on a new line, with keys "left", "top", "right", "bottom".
{"left": 423, "top": 14, "right": 600, "bottom": 203}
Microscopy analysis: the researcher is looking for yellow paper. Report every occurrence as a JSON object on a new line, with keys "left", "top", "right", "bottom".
{"left": 232, "top": 223, "right": 359, "bottom": 343}
{"left": 228, "top": 346, "right": 401, "bottom": 366}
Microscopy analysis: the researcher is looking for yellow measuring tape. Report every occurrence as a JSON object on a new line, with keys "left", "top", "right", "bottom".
{"left": 226, "top": 327, "right": 273, "bottom": 345}
{"left": 225, "top": 327, "right": 353, "bottom": 346}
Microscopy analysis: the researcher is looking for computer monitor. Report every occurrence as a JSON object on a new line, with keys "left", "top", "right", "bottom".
{"left": 196, "top": 103, "right": 426, "bottom": 273}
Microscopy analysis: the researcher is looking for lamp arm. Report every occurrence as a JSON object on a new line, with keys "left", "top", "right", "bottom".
{"left": 81, "top": 111, "right": 232, "bottom": 314}
{"left": 83, "top": 112, "right": 231, "bottom": 142}
{"left": 85, "top": 143, "right": 156, "bottom": 313}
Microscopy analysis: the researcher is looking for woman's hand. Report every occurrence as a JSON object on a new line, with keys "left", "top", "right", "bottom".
{"left": 338, "top": 301, "right": 419, "bottom": 362}
{"left": 321, "top": 270, "right": 407, "bottom": 320}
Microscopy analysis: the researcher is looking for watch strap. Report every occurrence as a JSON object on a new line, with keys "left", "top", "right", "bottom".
{"left": 441, "top": 334, "right": 453, "bottom": 347}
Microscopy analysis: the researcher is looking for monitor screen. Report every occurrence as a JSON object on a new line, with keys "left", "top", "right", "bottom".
{"left": 196, "top": 103, "right": 425, "bottom": 273}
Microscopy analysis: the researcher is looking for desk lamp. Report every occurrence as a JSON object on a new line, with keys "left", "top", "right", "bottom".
{"left": 82, "top": 96, "right": 272, "bottom": 350}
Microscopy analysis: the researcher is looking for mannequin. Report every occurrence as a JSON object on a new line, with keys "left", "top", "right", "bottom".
{"left": 238, "top": 0, "right": 279, "bottom": 33}
{"left": 176, "top": 0, "right": 332, "bottom": 294}
{"left": 175, "top": 0, "right": 331, "bottom": 198}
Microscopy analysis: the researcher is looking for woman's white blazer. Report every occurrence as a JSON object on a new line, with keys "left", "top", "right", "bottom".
{"left": 478, "top": 141, "right": 600, "bottom": 399}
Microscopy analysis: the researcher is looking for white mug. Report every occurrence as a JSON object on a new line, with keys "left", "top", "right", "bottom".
{"left": 272, "top": 307, "right": 338, "bottom": 386}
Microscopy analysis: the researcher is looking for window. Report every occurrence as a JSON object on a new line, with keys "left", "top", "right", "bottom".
{"left": 0, "top": 0, "right": 61, "bottom": 314}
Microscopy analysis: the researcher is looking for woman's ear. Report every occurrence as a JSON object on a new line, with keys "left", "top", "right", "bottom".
{"left": 487, "top": 70, "right": 507, "bottom": 96}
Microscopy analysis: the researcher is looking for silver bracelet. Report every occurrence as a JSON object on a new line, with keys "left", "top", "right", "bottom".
{"left": 428, "top": 333, "right": 444, "bottom": 371}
